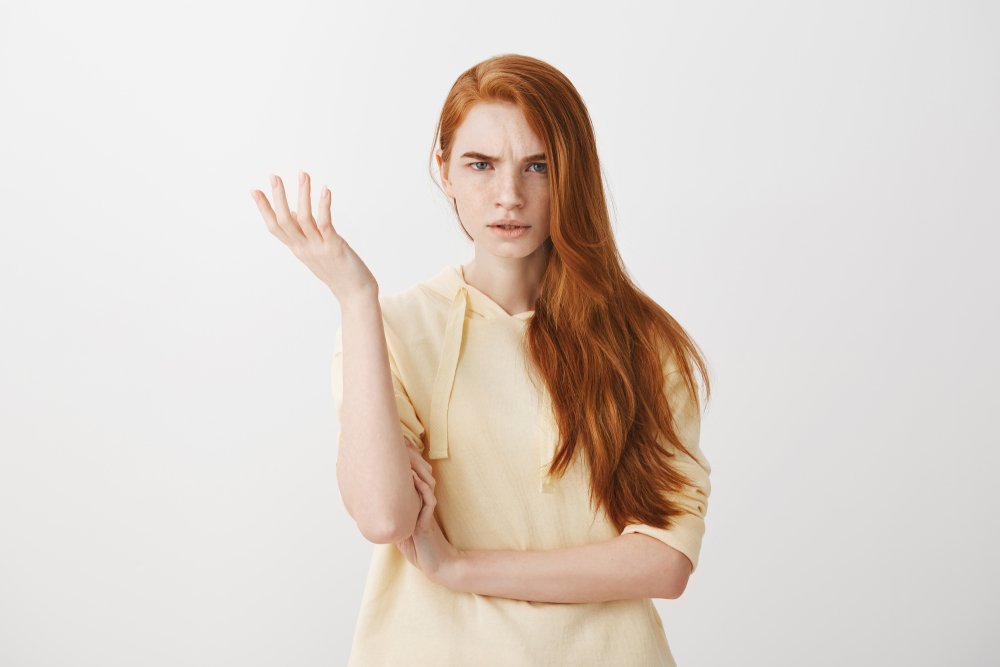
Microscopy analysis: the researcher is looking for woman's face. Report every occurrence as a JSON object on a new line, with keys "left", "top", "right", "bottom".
{"left": 437, "top": 101, "right": 551, "bottom": 259}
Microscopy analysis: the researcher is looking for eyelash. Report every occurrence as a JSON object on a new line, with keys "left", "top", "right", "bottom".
{"left": 469, "top": 161, "right": 547, "bottom": 174}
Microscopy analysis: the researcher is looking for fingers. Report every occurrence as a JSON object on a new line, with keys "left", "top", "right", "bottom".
{"left": 405, "top": 439, "right": 435, "bottom": 491}
{"left": 412, "top": 457, "right": 436, "bottom": 493}
{"left": 316, "top": 183, "right": 336, "bottom": 239}
{"left": 268, "top": 174, "right": 305, "bottom": 241}
{"left": 257, "top": 172, "right": 329, "bottom": 244}
{"left": 249, "top": 188, "right": 292, "bottom": 244}
{"left": 296, "top": 171, "right": 323, "bottom": 241}
{"left": 411, "top": 470, "right": 436, "bottom": 530}
{"left": 413, "top": 480, "right": 431, "bottom": 532}
{"left": 404, "top": 440, "right": 436, "bottom": 532}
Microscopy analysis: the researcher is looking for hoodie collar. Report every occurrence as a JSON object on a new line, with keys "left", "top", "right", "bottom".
{"left": 420, "top": 264, "right": 556, "bottom": 493}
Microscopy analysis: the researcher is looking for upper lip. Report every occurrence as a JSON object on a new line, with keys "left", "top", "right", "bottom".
{"left": 490, "top": 219, "right": 529, "bottom": 226}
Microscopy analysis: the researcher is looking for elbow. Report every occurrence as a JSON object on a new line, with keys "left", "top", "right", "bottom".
{"left": 337, "top": 465, "right": 417, "bottom": 544}
{"left": 357, "top": 521, "right": 396, "bottom": 545}
{"left": 663, "top": 571, "right": 690, "bottom": 599}
{"left": 348, "top": 485, "right": 420, "bottom": 545}
{"left": 660, "top": 551, "right": 694, "bottom": 600}
{"left": 358, "top": 513, "right": 417, "bottom": 545}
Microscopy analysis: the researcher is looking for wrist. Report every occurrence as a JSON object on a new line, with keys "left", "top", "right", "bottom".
{"left": 337, "top": 287, "right": 380, "bottom": 313}
{"left": 438, "top": 549, "right": 470, "bottom": 591}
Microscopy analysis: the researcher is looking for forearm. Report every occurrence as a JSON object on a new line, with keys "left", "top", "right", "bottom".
{"left": 335, "top": 291, "right": 419, "bottom": 543}
{"left": 445, "top": 534, "right": 690, "bottom": 603}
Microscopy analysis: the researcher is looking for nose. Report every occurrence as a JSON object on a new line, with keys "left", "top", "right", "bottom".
{"left": 495, "top": 167, "right": 524, "bottom": 210}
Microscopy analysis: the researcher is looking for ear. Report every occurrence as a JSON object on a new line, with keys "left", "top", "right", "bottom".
{"left": 436, "top": 149, "right": 453, "bottom": 196}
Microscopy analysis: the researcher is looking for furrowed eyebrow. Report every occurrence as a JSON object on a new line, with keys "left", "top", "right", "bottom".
{"left": 460, "top": 151, "right": 547, "bottom": 162}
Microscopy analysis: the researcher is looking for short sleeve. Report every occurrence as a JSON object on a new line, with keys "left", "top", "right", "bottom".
{"left": 620, "top": 367, "right": 712, "bottom": 574}
{"left": 330, "top": 321, "right": 426, "bottom": 453}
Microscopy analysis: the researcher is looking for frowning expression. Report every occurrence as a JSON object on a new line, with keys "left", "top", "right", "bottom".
{"left": 437, "top": 101, "right": 551, "bottom": 258}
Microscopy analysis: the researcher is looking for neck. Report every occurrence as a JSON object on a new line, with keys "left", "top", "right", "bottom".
{"left": 462, "top": 249, "right": 549, "bottom": 317}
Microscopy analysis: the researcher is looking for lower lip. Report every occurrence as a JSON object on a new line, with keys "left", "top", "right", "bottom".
{"left": 489, "top": 225, "right": 531, "bottom": 239}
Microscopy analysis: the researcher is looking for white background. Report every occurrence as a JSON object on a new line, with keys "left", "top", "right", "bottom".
{"left": 1, "top": 1, "right": 997, "bottom": 665}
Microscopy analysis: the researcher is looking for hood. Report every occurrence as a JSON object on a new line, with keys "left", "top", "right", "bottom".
{"left": 419, "top": 264, "right": 557, "bottom": 493}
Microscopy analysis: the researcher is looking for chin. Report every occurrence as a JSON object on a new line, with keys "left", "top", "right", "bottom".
{"left": 478, "top": 240, "right": 547, "bottom": 259}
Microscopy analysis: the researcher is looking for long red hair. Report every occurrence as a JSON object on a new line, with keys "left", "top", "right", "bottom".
{"left": 428, "top": 53, "right": 711, "bottom": 533}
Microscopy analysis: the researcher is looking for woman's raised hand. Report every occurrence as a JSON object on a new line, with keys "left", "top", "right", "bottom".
{"left": 250, "top": 171, "right": 377, "bottom": 304}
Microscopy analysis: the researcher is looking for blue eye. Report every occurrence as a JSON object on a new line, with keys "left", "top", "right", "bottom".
{"left": 468, "top": 161, "right": 548, "bottom": 173}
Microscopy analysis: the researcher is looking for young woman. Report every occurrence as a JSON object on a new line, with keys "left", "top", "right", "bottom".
{"left": 250, "top": 53, "right": 712, "bottom": 667}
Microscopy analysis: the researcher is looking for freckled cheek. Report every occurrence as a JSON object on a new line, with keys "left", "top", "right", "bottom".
{"left": 451, "top": 179, "right": 488, "bottom": 202}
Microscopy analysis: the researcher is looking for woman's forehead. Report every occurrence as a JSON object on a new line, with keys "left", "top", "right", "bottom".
{"left": 452, "top": 103, "right": 544, "bottom": 156}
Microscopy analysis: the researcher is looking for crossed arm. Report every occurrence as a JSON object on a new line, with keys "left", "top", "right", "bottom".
{"left": 397, "top": 435, "right": 701, "bottom": 604}
{"left": 438, "top": 533, "right": 693, "bottom": 603}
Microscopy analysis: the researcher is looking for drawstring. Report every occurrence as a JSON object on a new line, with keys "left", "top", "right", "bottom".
{"left": 427, "top": 280, "right": 557, "bottom": 493}
{"left": 428, "top": 285, "right": 468, "bottom": 461}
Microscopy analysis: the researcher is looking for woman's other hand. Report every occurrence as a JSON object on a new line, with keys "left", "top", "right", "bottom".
{"left": 395, "top": 440, "right": 465, "bottom": 588}
{"left": 250, "top": 171, "right": 377, "bottom": 304}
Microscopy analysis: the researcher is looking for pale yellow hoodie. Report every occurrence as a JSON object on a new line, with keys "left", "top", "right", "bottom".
{"left": 331, "top": 263, "right": 711, "bottom": 667}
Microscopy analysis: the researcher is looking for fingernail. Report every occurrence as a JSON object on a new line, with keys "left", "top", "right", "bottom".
{"left": 299, "top": 171, "right": 306, "bottom": 185}
{"left": 269, "top": 174, "right": 277, "bottom": 188}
